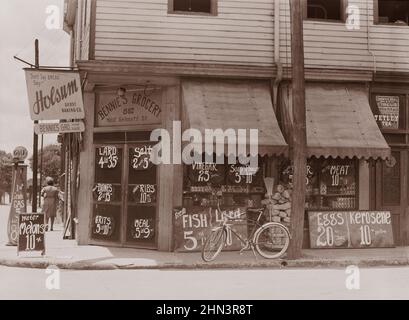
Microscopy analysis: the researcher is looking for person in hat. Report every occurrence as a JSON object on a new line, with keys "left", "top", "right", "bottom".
{"left": 41, "top": 177, "right": 60, "bottom": 231}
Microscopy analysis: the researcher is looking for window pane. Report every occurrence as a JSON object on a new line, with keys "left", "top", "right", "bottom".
{"left": 307, "top": 0, "right": 341, "bottom": 20}
{"left": 379, "top": 0, "right": 409, "bottom": 25}
{"left": 174, "top": 0, "right": 190, "bottom": 11}
{"left": 174, "top": 0, "right": 211, "bottom": 13}
{"left": 382, "top": 152, "right": 401, "bottom": 205}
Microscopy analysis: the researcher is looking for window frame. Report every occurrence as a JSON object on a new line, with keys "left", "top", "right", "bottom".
{"left": 302, "top": 0, "right": 348, "bottom": 23}
{"left": 373, "top": 0, "right": 409, "bottom": 26}
{"left": 168, "top": 0, "right": 218, "bottom": 16}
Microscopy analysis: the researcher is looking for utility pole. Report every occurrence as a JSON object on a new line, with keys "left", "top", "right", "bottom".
{"left": 32, "top": 39, "right": 39, "bottom": 213}
{"left": 287, "top": 0, "right": 307, "bottom": 259}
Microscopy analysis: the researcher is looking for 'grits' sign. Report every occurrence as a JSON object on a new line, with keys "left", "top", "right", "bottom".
{"left": 24, "top": 69, "right": 84, "bottom": 121}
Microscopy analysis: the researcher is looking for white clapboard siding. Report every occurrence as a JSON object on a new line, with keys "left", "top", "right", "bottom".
{"left": 94, "top": 0, "right": 275, "bottom": 66}
{"left": 279, "top": 0, "right": 409, "bottom": 73}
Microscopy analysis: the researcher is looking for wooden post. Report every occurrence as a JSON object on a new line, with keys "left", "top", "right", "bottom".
{"left": 32, "top": 39, "right": 39, "bottom": 213}
{"left": 287, "top": 0, "right": 307, "bottom": 259}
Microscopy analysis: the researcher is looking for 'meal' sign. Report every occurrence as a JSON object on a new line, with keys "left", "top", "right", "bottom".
{"left": 24, "top": 69, "right": 85, "bottom": 121}
{"left": 96, "top": 90, "right": 162, "bottom": 127}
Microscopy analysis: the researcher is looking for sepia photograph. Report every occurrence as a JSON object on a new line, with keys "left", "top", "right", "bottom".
{"left": 0, "top": 0, "right": 409, "bottom": 307}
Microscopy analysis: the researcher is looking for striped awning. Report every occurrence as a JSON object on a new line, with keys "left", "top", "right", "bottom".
{"left": 182, "top": 79, "right": 288, "bottom": 157}
{"left": 280, "top": 83, "right": 390, "bottom": 160}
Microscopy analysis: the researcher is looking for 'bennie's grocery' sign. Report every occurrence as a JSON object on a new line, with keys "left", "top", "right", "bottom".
{"left": 24, "top": 69, "right": 84, "bottom": 121}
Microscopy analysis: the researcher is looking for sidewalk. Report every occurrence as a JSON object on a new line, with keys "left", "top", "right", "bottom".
{"left": 1, "top": 205, "right": 409, "bottom": 270}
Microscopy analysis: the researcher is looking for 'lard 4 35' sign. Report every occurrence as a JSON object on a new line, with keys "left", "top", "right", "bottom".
{"left": 24, "top": 69, "right": 84, "bottom": 121}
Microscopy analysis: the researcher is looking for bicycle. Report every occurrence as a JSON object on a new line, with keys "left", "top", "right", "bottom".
{"left": 201, "top": 196, "right": 291, "bottom": 262}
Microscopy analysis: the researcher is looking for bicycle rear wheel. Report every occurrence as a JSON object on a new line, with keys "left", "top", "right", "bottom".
{"left": 202, "top": 227, "right": 226, "bottom": 262}
{"left": 254, "top": 222, "right": 290, "bottom": 259}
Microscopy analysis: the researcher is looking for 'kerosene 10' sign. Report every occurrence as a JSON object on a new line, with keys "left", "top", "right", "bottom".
{"left": 24, "top": 69, "right": 84, "bottom": 121}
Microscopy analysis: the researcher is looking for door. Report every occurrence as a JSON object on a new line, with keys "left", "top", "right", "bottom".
{"left": 124, "top": 143, "right": 158, "bottom": 248}
{"left": 91, "top": 141, "right": 158, "bottom": 249}
{"left": 372, "top": 150, "right": 409, "bottom": 245}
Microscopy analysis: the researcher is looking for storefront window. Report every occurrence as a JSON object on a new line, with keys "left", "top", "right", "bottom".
{"left": 92, "top": 145, "right": 123, "bottom": 242}
{"left": 279, "top": 158, "right": 358, "bottom": 211}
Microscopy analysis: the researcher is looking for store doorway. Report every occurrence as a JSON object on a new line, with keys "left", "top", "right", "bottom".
{"left": 371, "top": 149, "right": 409, "bottom": 245}
{"left": 91, "top": 141, "right": 158, "bottom": 249}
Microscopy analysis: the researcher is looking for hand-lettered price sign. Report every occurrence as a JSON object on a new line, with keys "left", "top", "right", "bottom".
{"left": 227, "top": 164, "right": 262, "bottom": 186}
{"left": 130, "top": 144, "right": 154, "bottom": 170}
{"left": 93, "top": 214, "right": 116, "bottom": 237}
{"left": 173, "top": 206, "right": 248, "bottom": 252}
{"left": 18, "top": 213, "right": 46, "bottom": 256}
{"left": 308, "top": 211, "right": 394, "bottom": 249}
{"left": 188, "top": 162, "right": 225, "bottom": 185}
{"left": 97, "top": 146, "right": 119, "bottom": 169}
{"left": 131, "top": 218, "right": 155, "bottom": 240}
{"left": 129, "top": 184, "right": 157, "bottom": 204}
{"left": 92, "top": 183, "right": 121, "bottom": 202}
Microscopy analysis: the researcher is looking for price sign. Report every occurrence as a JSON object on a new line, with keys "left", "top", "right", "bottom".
{"left": 18, "top": 213, "right": 46, "bottom": 255}
{"left": 130, "top": 144, "right": 154, "bottom": 170}
{"left": 173, "top": 207, "right": 248, "bottom": 252}
{"left": 92, "top": 183, "right": 121, "bottom": 203}
{"left": 131, "top": 218, "right": 155, "bottom": 240}
{"left": 97, "top": 146, "right": 119, "bottom": 169}
{"left": 227, "top": 164, "right": 262, "bottom": 186}
{"left": 308, "top": 211, "right": 394, "bottom": 248}
{"left": 188, "top": 162, "right": 225, "bottom": 185}
{"left": 93, "top": 214, "right": 115, "bottom": 237}
{"left": 129, "top": 184, "right": 157, "bottom": 204}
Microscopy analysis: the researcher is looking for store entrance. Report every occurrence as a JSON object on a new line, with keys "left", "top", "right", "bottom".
{"left": 371, "top": 149, "right": 409, "bottom": 245}
{"left": 91, "top": 141, "right": 158, "bottom": 249}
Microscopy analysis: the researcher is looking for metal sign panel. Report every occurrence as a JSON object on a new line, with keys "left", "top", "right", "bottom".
{"left": 25, "top": 69, "right": 84, "bottom": 121}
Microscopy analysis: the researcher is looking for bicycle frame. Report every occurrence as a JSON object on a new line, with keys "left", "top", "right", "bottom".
{"left": 217, "top": 208, "right": 265, "bottom": 254}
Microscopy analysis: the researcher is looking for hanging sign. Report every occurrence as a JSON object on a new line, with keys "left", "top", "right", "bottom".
{"left": 374, "top": 96, "right": 400, "bottom": 129}
{"left": 96, "top": 90, "right": 162, "bottom": 127}
{"left": 7, "top": 165, "right": 27, "bottom": 246}
{"left": 34, "top": 121, "right": 85, "bottom": 135}
{"left": 18, "top": 213, "right": 46, "bottom": 255}
{"left": 25, "top": 69, "right": 84, "bottom": 121}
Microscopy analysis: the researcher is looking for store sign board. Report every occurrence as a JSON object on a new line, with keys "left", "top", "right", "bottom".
{"left": 25, "top": 69, "right": 84, "bottom": 121}
{"left": 96, "top": 90, "right": 162, "bottom": 127}
{"left": 18, "top": 213, "right": 46, "bottom": 255}
{"left": 308, "top": 211, "right": 394, "bottom": 249}
{"left": 374, "top": 96, "right": 399, "bottom": 129}
{"left": 7, "top": 165, "right": 27, "bottom": 246}
{"left": 173, "top": 207, "right": 248, "bottom": 252}
{"left": 34, "top": 121, "right": 85, "bottom": 135}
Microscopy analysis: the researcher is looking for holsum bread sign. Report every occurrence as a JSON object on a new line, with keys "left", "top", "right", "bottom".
{"left": 24, "top": 69, "right": 84, "bottom": 121}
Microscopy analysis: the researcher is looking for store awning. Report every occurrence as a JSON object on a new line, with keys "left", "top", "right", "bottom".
{"left": 182, "top": 80, "right": 288, "bottom": 157}
{"left": 281, "top": 83, "right": 390, "bottom": 160}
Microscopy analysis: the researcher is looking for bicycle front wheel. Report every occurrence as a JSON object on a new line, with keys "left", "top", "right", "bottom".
{"left": 254, "top": 222, "right": 290, "bottom": 259}
{"left": 202, "top": 227, "right": 226, "bottom": 262}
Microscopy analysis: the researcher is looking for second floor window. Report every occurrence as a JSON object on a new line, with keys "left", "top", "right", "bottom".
{"left": 305, "top": 0, "right": 346, "bottom": 22}
{"left": 172, "top": 0, "right": 213, "bottom": 14}
{"left": 376, "top": 0, "right": 409, "bottom": 26}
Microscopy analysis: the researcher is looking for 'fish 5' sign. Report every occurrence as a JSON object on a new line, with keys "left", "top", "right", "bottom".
{"left": 24, "top": 69, "right": 84, "bottom": 121}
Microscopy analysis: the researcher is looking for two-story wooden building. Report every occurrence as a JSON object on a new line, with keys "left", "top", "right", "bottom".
{"left": 63, "top": 0, "right": 409, "bottom": 252}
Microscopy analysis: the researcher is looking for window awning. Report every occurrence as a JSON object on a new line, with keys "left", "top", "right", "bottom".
{"left": 280, "top": 83, "right": 390, "bottom": 160}
{"left": 182, "top": 80, "right": 288, "bottom": 157}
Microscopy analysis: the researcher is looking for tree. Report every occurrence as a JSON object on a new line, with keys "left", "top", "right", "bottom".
{"left": 29, "top": 144, "right": 62, "bottom": 187}
{"left": 0, "top": 150, "right": 13, "bottom": 201}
